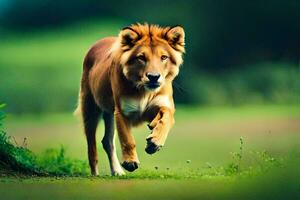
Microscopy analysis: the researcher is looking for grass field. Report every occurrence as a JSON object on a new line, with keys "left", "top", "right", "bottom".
{"left": 1, "top": 105, "right": 300, "bottom": 199}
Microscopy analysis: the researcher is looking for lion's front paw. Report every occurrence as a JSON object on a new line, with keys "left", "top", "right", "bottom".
{"left": 121, "top": 161, "right": 139, "bottom": 172}
{"left": 145, "top": 137, "right": 162, "bottom": 154}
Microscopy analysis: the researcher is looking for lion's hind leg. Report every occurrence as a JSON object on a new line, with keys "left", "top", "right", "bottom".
{"left": 81, "top": 92, "right": 102, "bottom": 176}
{"left": 102, "top": 112, "right": 125, "bottom": 176}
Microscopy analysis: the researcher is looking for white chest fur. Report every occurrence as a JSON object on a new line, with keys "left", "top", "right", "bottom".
{"left": 120, "top": 95, "right": 171, "bottom": 117}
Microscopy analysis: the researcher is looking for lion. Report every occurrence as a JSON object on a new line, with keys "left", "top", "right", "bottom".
{"left": 77, "top": 23, "right": 185, "bottom": 176}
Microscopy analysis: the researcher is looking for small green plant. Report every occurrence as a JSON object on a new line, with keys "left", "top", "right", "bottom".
{"left": 37, "top": 146, "right": 89, "bottom": 176}
{"left": 221, "top": 137, "right": 283, "bottom": 177}
{"left": 250, "top": 150, "right": 282, "bottom": 172}
{"left": 224, "top": 137, "right": 244, "bottom": 175}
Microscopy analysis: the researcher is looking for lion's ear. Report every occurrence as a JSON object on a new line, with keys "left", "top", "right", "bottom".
{"left": 165, "top": 26, "right": 185, "bottom": 52}
{"left": 119, "top": 27, "right": 140, "bottom": 48}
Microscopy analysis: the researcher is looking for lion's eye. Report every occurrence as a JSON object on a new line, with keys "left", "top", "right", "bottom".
{"left": 136, "top": 55, "right": 146, "bottom": 62}
{"left": 161, "top": 55, "right": 169, "bottom": 61}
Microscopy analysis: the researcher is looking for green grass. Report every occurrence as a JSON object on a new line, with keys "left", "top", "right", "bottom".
{"left": 1, "top": 165, "right": 300, "bottom": 200}
{"left": 1, "top": 104, "right": 300, "bottom": 199}
{"left": 1, "top": 104, "right": 299, "bottom": 177}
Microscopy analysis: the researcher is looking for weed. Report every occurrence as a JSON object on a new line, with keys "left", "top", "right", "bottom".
{"left": 224, "top": 137, "right": 244, "bottom": 175}
{"left": 37, "top": 146, "right": 89, "bottom": 176}
{"left": 222, "top": 137, "right": 283, "bottom": 176}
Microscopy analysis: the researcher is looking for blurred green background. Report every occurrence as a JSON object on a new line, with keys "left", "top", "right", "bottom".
{"left": 0, "top": 1, "right": 300, "bottom": 199}
{"left": 0, "top": 0, "right": 299, "bottom": 114}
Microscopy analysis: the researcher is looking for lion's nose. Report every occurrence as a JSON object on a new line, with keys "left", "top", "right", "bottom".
{"left": 146, "top": 72, "right": 160, "bottom": 83}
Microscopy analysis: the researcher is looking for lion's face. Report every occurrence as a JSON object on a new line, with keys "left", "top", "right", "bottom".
{"left": 116, "top": 24, "right": 185, "bottom": 91}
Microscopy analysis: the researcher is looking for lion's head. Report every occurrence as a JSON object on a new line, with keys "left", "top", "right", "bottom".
{"left": 113, "top": 23, "right": 185, "bottom": 92}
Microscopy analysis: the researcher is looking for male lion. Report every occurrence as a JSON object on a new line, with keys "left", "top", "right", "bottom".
{"left": 77, "top": 23, "right": 185, "bottom": 176}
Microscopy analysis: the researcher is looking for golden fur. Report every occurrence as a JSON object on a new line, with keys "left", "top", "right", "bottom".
{"left": 78, "top": 23, "right": 185, "bottom": 175}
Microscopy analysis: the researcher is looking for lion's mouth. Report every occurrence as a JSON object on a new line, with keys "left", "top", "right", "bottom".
{"left": 145, "top": 82, "right": 161, "bottom": 90}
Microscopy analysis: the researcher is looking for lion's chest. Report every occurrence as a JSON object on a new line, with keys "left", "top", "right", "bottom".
{"left": 120, "top": 95, "right": 171, "bottom": 118}
{"left": 120, "top": 97, "right": 149, "bottom": 118}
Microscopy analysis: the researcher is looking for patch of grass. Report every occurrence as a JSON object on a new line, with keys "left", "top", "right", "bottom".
{"left": 0, "top": 130, "right": 284, "bottom": 179}
{"left": 36, "top": 147, "right": 89, "bottom": 176}
{"left": 0, "top": 105, "right": 299, "bottom": 200}
{"left": 0, "top": 103, "right": 42, "bottom": 175}
{"left": 223, "top": 137, "right": 283, "bottom": 176}
{"left": 0, "top": 104, "right": 291, "bottom": 179}
{"left": 0, "top": 105, "right": 88, "bottom": 176}
{"left": 0, "top": 132, "right": 90, "bottom": 176}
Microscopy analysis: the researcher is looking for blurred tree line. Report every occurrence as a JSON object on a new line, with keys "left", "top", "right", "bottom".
{"left": 2, "top": 0, "right": 299, "bottom": 67}
{"left": 0, "top": 0, "right": 299, "bottom": 113}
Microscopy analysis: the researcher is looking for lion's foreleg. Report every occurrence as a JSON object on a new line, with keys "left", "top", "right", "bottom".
{"left": 145, "top": 107, "right": 174, "bottom": 154}
{"left": 114, "top": 109, "right": 139, "bottom": 172}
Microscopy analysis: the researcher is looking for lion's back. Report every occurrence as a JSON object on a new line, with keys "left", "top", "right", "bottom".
{"left": 83, "top": 37, "right": 117, "bottom": 71}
